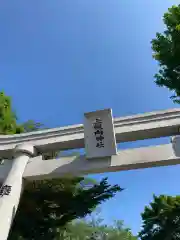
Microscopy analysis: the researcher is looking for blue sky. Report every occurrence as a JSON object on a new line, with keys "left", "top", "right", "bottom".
{"left": 1, "top": 0, "right": 180, "bottom": 234}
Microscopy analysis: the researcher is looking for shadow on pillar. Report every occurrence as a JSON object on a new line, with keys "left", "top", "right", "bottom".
{"left": 172, "top": 136, "right": 180, "bottom": 157}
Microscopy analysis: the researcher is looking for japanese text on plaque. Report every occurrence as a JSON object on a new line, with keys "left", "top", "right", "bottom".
{"left": 93, "top": 118, "right": 104, "bottom": 148}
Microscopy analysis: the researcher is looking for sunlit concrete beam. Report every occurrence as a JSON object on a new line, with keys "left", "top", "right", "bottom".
{"left": 0, "top": 141, "right": 179, "bottom": 181}
{"left": 0, "top": 108, "right": 180, "bottom": 158}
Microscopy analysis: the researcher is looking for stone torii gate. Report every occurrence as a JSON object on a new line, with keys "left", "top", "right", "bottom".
{"left": 1, "top": 108, "right": 180, "bottom": 239}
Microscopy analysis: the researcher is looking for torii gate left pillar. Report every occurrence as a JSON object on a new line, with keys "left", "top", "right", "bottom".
{"left": 0, "top": 144, "right": 36, "bottom": 240}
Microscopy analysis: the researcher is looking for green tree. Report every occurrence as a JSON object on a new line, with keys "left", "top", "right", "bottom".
{"left": 139, "top": 195, "right": 180, "bottom": 240}
{"left": 139, "top": 5, "right": 180, "bottom": 239}
{"left": 0, "top": 92, "right": 24, "bottom": 134}
{"left": 58, "top": 218, "right": 137, "bottom": 240}
{"left": 151, "top": 4, "right": 180, "bottom": 103}
{"left": 0, "top": 91, "right": 122, "bottom": 239}
{"left": 10, "top": 177, "right": 121, "bottom": 240}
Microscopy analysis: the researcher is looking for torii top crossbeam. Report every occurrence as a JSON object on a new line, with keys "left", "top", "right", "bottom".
{"left": 0, "top": 108, "right": 180, "bottom": 158}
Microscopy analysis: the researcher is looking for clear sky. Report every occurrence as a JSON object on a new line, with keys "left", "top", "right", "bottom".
{"left": 1, "top": 0, "right": 180, "bottom": 235}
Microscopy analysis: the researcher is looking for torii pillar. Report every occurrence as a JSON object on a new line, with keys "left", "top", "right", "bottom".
{"left": 0, "top": 144, "right": 36, "bottom": 240}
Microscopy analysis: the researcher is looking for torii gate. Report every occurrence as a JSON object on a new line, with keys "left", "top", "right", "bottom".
{"left": 0, "top": 108, "right": 180, "bottom": 239}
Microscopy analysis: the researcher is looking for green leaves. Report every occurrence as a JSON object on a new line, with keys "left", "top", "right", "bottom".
{"left": 9, "top": 178, "right": 122, "bottom": 240}
{"left": 151, "top": 4, "right": 180, "bottom": 103}
{"left": 139, "top": 195, "right": 180, "bottom": 240}
{"left": 58, "top": 218, "right": 137, "bottom": 240}
{"left": 22, "top": 120, "right": 44, "bottom": 132}
{"left": 0, "top": 91, "right": 24, "bottom": 135}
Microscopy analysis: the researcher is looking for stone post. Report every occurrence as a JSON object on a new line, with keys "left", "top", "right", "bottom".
{"left": 0, "top": 144, "right": 36, "bottom": 240}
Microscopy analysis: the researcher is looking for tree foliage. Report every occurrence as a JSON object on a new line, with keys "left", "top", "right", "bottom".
{"left": 59, "top": 218, "right": 137, "bottom": 240}
{"left": 10, "top": 178, "right": 121, "bottom": 240}
{"left": 139, "top": 195, "right": 180, "bottom": 240}
{"left": 0, "top": 92, "right": 24, "bottom": 134}
{"left": 151, "top": 4, "right": 180, "bottom": 103}
{"left": 0, "top": 91, "right": 122, "bottom": 239}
